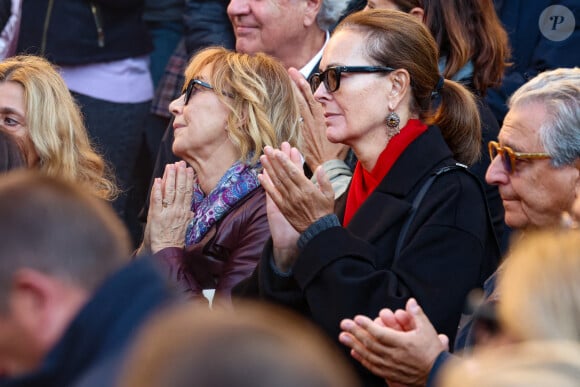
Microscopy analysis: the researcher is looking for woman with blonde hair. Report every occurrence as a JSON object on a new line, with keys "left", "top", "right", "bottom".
{"left": 0, "top": 55, "right": 117, "bottom": 200}
{"left": 440, "top": 229, "right": 580, "bottom": 387}
{"left": 498, "top": 229, "right": 580, "bottom": 342}
{"left": 139, "top": 47, "right": 301, "bottom": 308}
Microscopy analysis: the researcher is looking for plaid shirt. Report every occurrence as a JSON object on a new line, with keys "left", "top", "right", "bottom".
{"left": 151, "top": 39, "right": 188, "bottom": 118}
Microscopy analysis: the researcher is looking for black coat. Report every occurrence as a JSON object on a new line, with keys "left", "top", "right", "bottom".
{"left": 17, "top": 0, "right": 152, "bottom": 65}
{"left": 236, "top": 127, "right": 500, "bottom": 386}
{"left": 1, "top": 258, "right": 176, "bottom": 387}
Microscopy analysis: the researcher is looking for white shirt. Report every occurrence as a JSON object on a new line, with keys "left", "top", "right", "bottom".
{"left": 299, "top": 30, "right": 330, "bottom": 78}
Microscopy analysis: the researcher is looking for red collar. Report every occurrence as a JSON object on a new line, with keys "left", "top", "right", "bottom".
{"left": 344, "top": 119, "right": 427, "bottom": 226}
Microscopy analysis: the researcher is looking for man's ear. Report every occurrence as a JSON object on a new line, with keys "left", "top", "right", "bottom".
{"left": 11, "top": 268, "right": 88, "bottom": 352}
{"left": 409, "top": 7, "right": 425, "bottom": 23}
{"left": 304, "top": 0, "right": 322, "bottom": 28}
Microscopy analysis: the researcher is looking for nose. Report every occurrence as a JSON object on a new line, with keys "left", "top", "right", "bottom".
{"left": 313, "top": 82, "right": 330, "bottom": 103}
{"left": 227, "top": 0, "right": 249, "bottom": 17}
{"left": 169, "top": 96, "right": 183, "bottom": 117}
{"left": 485, "top": 153, "right": 509, "bottom": 186}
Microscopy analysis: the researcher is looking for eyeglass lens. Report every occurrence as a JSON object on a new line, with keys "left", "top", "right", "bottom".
{"left": 490, "top": 143, "right": 513, "bottom": 174}
{"left": 309, "top": 68, "right": 339, "bottom": 93}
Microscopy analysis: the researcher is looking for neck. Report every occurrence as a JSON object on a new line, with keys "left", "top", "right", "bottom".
{"left": 277, "top": 27, "right": 326, "bottom": 70}
{"left": 184, "top": 152, "right": 240, "bottom": 195}
{"left": 352, "top": 113, "right": 417, "bottom": 171}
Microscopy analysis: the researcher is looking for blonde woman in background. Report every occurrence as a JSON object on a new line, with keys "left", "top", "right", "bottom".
{"left": 140, "top": 47, "right": 301, "bottom": 308}
{"left": 498, "top": 229, "right": 580, "bottom": 342}
{"left": 0, "top": 55, "right": 117, "bottom": 200}
{"left": 440, "top": 228, "right": 580, "bottom": 387}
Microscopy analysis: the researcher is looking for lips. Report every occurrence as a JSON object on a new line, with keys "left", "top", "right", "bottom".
{"left": 323, "top": 112, "right": 339, "bottom": 118}
{"left": 234, "top": 25, "right": 259, "bottom": 36}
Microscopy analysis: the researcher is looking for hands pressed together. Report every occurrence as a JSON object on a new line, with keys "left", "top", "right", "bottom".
{"left": 339, "top": 298, "right": 449, "bottom": 387}
{"left": 142, "top": 161, "right": 195, "bottom": 254}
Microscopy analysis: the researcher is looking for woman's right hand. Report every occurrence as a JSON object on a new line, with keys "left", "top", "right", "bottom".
{"left": 259, "top": 144, "right": 301, "bottom": 272}
{"left": 288, "top": 67, "right": 349, "bottom": 172}
{"left": 146, "top": 161, "right": 194, "bottom": 254}
{"left": 258, "top": 142, "right": 335, "bottom": 272}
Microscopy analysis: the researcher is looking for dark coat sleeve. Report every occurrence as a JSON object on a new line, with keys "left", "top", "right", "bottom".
{"left": 257, "top": 171, "right": 498, "bottom": 347}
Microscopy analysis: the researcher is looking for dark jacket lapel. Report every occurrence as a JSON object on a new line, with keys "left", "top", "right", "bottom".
{"left": 345, "top": 127, "right": 454, "bottom": 242}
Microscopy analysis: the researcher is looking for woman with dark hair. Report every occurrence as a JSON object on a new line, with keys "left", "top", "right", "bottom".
{"left": 238, "top": 10, "right": 500, "bottom": 386}
{"left": 364, "top": 0, "right": 511, "bottom": 248}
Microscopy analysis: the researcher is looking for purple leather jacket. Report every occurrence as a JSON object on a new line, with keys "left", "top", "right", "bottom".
{"left": 155, "top": 187, "right": 269, "bottom": 308}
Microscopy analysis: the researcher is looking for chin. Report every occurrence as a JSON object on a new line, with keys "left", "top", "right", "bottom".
{"left": 171, "top": 143, "right": 184, "bottom": 159}
{"left": 325, "top": 128, "right": 345, "bottom": 145}
{"left": 236, "top": 40, "right": 262, "bottom": 55}
{"left": 504, "top": 213, "right": 530, "bottom": 231}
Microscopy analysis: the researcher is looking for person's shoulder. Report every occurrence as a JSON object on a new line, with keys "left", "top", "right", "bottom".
{"left": 70, "top": 351, "right": 126, "bottom": 387}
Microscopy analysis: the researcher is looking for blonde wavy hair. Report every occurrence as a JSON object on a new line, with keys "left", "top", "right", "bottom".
{"left": 183, "top": 47, "right": 302, "bottom": 165}
{"left": 498, "top": 229, "right": 580, "bottom": 342}
{"left": 0, "top": 55, "right": 117, "bottom": 200}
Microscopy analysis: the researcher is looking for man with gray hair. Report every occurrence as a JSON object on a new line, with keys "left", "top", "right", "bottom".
{"left": 0, "top": 171, "right": 176, "bottom": 386}
{"left": 227, "top": 0, "right": 347, "bottom": 77}
{"left": 338, "top": 67, "right": 580, "bottom": 387}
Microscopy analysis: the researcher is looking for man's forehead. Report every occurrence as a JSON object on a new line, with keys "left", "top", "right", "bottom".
{"left": 499, "top": 103, "right": 546, "bottom": 150}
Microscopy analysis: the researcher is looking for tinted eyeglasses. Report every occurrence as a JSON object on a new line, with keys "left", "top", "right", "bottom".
{"left": 183, "top": 79, "right": 214, "bottom": 105}
{"left": 488, "top": 141, "right": 551, "bottom": 174}
{"left": 308, "top": 66, "right": 395, "bottom": 93}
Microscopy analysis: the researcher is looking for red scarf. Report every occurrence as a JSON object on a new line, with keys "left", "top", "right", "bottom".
{"left": 343, "top": 119, "right": 427, "bottom": 226}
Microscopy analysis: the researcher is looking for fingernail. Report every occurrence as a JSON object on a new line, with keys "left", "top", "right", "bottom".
{"left": 408, "top": 298, "right": 420, "bottom": 314}
{"left": 353, "top": 316, "right": 366, "bottom": 325}
{"left": 341, "top": 319, "right": 354, "bottom": 329}
{"left": 339, "top": 333, "right": 351, "bottom": 345}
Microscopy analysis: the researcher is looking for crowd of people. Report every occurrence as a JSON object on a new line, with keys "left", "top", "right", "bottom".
{"left": 0, "top": 1, "right": 578, "bottom": 386}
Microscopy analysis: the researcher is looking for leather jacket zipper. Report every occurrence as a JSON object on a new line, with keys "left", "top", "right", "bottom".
{"left": 90, "top": 1, "right": 105, "bottom": 48}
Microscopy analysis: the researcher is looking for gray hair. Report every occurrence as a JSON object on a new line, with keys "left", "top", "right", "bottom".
{"left": 316, "top": 0, "right": 349, "bottom": 31}
{"left": 509, "top": 67, "right": 580, "bottom": 167}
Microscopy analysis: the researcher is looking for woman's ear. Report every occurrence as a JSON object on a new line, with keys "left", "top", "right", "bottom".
{"left": 409, "top": 7, "right": 425, "bottom": 23}
{"left": 387, "top": 69, "right": 411, "bottom": 110}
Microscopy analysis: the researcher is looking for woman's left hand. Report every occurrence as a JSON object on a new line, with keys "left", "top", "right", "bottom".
{"left": 259, "top": 142, "right": 335, "bottom": 233}
{"left": 147, "top": 161, "right": 195, "bottom": 253}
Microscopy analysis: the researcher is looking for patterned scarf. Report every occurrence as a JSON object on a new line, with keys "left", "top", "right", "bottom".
{"left": 185, "top": 161, "right": 261, "bottom": 245}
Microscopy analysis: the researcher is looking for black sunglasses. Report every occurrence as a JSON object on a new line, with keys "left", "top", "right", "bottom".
{"left": 488, "top": 141, "right": 551, "bottom": 174}
{"left": 308, "top": 66, "right": 395, "bottom": 93}
{"left": 183, "top": 79, "right": 214, "bottom": 105}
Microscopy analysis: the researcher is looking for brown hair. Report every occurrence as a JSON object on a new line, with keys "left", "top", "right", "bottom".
{"left": 184, "top": 47, "right": 301, "bottom": 165}
{"left": 0, "top": 171, "right": 130, "bottom": 310}
{"left": 119, "top": 301, "right": 360, "bottom": 387}
{"left": 388, "top": 0, "right": 510, "bottom": 95}
{"left": 427, "top": 0, "right": 509, "bottom": 94}
{"left": 337, "top": 9, "right": 481, "bottom": 165}
{"left": 0, "top": 131, "right": 25, "bottom": 172}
